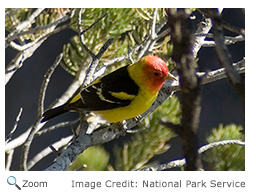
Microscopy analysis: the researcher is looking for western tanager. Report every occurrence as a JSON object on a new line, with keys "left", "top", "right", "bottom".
{"left": 41, "top": 56, "right": 176, "bottom": 123}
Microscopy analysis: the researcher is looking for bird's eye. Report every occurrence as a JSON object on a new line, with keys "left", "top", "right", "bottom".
{"left": 153, "top": 72, "right": 159, "bottom": 77}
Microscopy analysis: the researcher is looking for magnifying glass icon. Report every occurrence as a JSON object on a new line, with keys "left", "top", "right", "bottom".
{"left": 7, "top": 176, "right": 21, "bottom": 190}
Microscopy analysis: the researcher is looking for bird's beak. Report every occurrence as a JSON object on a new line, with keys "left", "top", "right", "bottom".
{"left": 164, "top": 72, "right": 177, "bottom": 81}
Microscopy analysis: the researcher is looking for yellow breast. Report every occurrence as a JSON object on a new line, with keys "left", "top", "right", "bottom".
{"left": 94, "top": 89, "right": 158, "bottom": 123}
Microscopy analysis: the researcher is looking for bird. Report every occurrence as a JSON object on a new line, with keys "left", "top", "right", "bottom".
{"left": 41, "top": 55, "right": 177, "bottom": 123}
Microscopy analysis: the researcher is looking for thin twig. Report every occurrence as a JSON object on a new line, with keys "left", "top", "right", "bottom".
{"left": 6, "top": 38, "right": 46, "bottom": 84}
{"left": 138, "top": 139, "right": 245, "bottom": 171}
{"left": 5, "top": 149, "right": 15, "bottom": 171}
{"left": 5, "top": 9, "right": 71, "bottom": 85}
{"left": 155, "top": 17, "right": 168, "bottom": 34}
{"left": 199, "top": 58, "right": 245, "bottom": 85}
{"left": 6, "top": 36, "right": 106, "bottom": 155}
{"left": 38, "top": 53, "right": 63, "bottom": 117}
{"left": 137, "top": 9, "right": 158, "bottom": 59}
{"left": 5, "top": 24, "right": 69, "bottom": 85}
{"left": 7, "top": 23, "right": 69, "bottom": 52}
{"left": 139, "top": 159, "right": 186, "bottom": 171}
{"left": 150, "top": 8, "right": 158, "bottom": 39}
{"left": 198, "top": 140, "right": 245, "bottom": 154}
{"left": 192, "top": 17, "right": 212, "bottom": 57}
{"left": 77, "top": 8, "right": 107, "bottom": 59}
{"left": 104, "top": 43, "right": 142, "bottom": 66}
{"left": 6, "top": 10, "right": 72, "bottom": 43}
{"left": 212, "top": 21, "right": 243, "bottom": 85}
{"left": 5, "top": 8, "right": 19, "bottom": 17}
{"left": 210, "top": 9, "right": 245, "bottom": 131}
{"left": 5, "top": 8, "right": 45, "bottom": 48}
{"left": 82, "top": 38, "right": 114, "bottom": 87}
{"left": 36, "top": 119, "right": 79, "bottom": 136}
{"left": 102, "top": 16, "right": 168, "bottom": 67}
{"left": 192, "top": 9, "right": 224, "bottom": 57}
{"left": 220, "top": 20, "right": 245, "bottom": 36}
{"left": 27, "top": 135, "right": 73, "bottom": 170}
{"left": 154, "top": 28, "right": 171, "bottom": 42}
{"left": 76, "top": 9, "right": 113, "bottom": 89}
{"left": 202, "top": 35, "right": 245, "bottom": 47}
{"left": 80, "top": 12, "right": 107, "bottom": 36}
{"left": 20, "top": 119, "right": 42, "bottom": 170}
{"left": 5, "top": 108, "right": 23, "bottom": 144}
{"left": 20, "top": 54, "right": 63, "bottom": 171}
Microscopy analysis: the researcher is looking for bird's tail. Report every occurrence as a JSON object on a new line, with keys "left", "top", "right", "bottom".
{"left": 41, "top": 105, "right": 67, "bottom": 122}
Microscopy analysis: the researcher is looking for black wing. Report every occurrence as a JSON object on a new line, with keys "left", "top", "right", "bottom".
{"left": 65, "top": 65, "right": 139, "bottom": 111}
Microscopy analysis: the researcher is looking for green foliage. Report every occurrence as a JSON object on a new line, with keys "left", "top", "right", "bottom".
{"left": 112, "top": 96, "right": 180, "bottom": 171}
{"left": 203, "top": 124, "right": 245, "bottom": 171}
{"left": 61, "top": 8, "right": 172, "bottom": 76}
{"left": 6, "top": 8, "right": 174, "bottom": 76}
{"left": 6, "top": 9, "right": 31, "bottom": 32}
{"left": 67, "top": 145, "right": 110, "bottom": 171}
{"left": 5, "top": 9, "right": 69, "bottom": 41}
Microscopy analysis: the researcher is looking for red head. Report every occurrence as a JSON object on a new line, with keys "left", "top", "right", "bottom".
{"left": 139, "top": 56, "right": 176, "bottom": 93}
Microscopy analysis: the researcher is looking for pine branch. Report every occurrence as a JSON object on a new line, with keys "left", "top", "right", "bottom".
{"left": 6, "top": 10, "right": 73, "bottom": 43}
{"left": 5, "top": 8, "right": 45, "bottom": 48}
{"left": 198, "top": 140, "right": 245, "bottom": 154}
{"left": 138, "top": 139, "right": 245, "bottom": 171}
{"left": 5, "top": 9, "right": 72, "bottom": 85}
{"left": 44, "top": 125, "right": 124, "bottom": 171}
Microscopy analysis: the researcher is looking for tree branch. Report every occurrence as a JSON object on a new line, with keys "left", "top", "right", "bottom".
{"left": 210, "top": 9, "right": 245, "bottom": 131}
{"left": 201, "top": 35, "right": 244, "bottom": 47}
{"left": 20, "top": 119, "right": 42, "bottom": 170}
{"left": 20, "top": 53, "right": 62, "bottom": 171}
{"left": 5, "top": 149, "right": 14, "bottom": 171}
{"left": 44, "top": 125, "right": 124, "bottom": 171}
{"left": 5, "top": 108, "right": 23, "bottom": 144}
{"left": 5, "top": 9, "right": 72, "bottom": 85}
{"left": 27, "top": 135, "right": 73, "bottom": 170}
{"left": 6, "top": 10, "right": 73, "bottom": 43}
{"left": 193, "top": 17, "right": 212, "bottom": 57}
{"left": 139, "top": 139, "right": 245, "bottom": 171}
{"left": 38, "top": 53, "right": 63, "bottom": 117}
{"left": 82, "top": 38, "right": 114, "bottom": 87}
{"left": 36, "top": 119, "right": 79, "bottom": 137}
{"left": 167, "top": 8, "right": 202, "bottom": 171}
{"left": 5, "top": 8, "right": 45, "bottom": 48}
{"left": 198, "top": 140, "right": 245, "bottom": 154}
{"left": 5, "top": 38, "right": 46, "bottom": 84}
